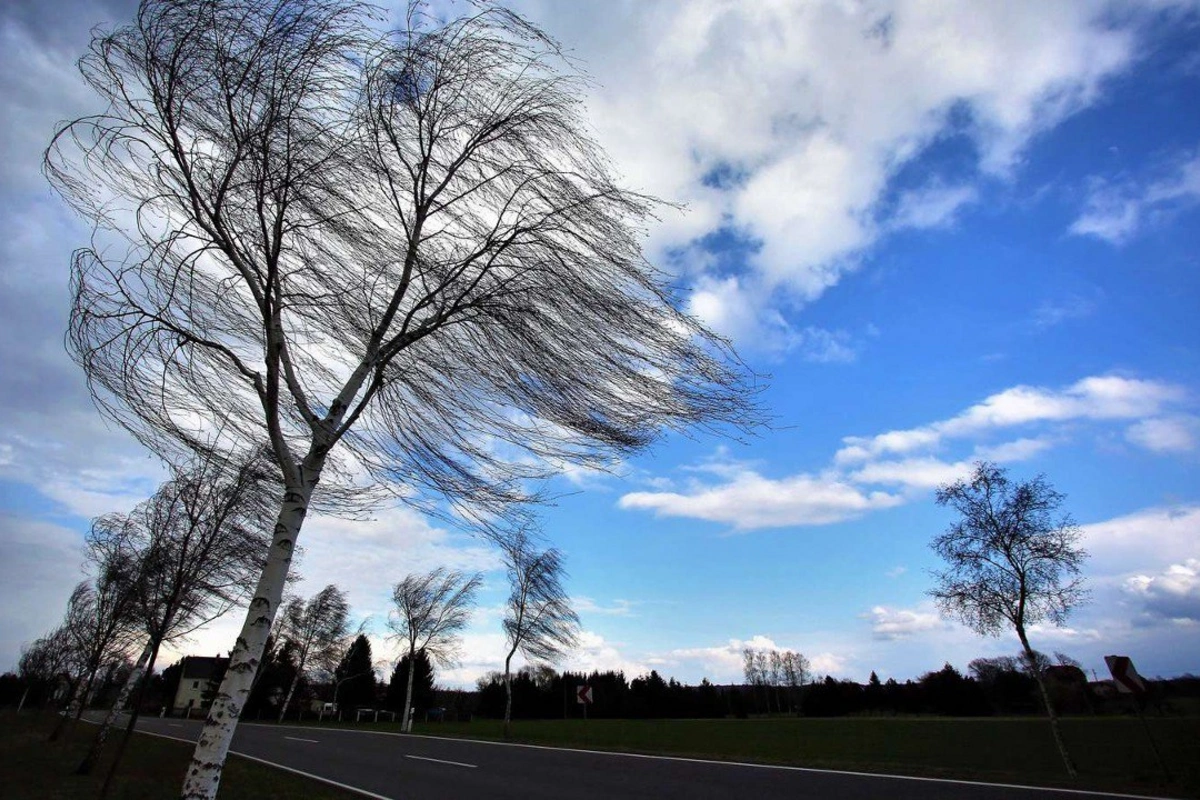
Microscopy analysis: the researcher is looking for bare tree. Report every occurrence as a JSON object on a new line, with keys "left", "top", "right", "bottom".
{"left": 275, "top": 585, "right": 350, "bottom": 721}
{"left": 50, "top": 556, "right": 141, "bottom": 742}
{"left": 17, "top": 627, "right": 75, "bottom": 713}
{"left": 75, "top": 453, "right": 270, "bottom": 782}
{"left": 930, "top": 462, "right": 1088, "bottom": 777}
{"left": 388, "top": 568, "right": 481, "bottom": 732}
{"left": 47, "top": 2, "right": 757, "bottom": 794}
{"left": 500, "top": 529, "right": 579, "bottom": 738}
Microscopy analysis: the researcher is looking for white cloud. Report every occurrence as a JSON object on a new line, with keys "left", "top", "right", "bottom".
{"left": 1082, "top": 504, "right": 1200, "bottom": 575}
{"left": 516, "top": 0, "right": 1138, "bottom": 342}
{"left": 623, "top": 375, "right": 1194, "bottom": 531}
{"left": 1123, "top": 559, "right": 1200, "bottom": 625}
{"left": 294, "top": 505, "right": 502, "bottom": 625}
{"left": 838, "top": 375, "right": 1186, "bottom": 463}
{"left": 650, "top": 635, "right": 849, "bottom": 683}
{"left": 573, "top": 597, "right": 636, "bottom": 617}
{"left": 0, "top": 516, "right": 87, "bottom": 669}
{"left": 1070, "top": 151, "right": 1200, "bottom": 244}
{"left": 1125, "top": 415, "right": 1200, "bottom": 454}
{"left": 867, "top": 605, "right": 947, "bottom": 641}
{"left": 619, "top": 467, "right": 903, "bottom": 530}
{"left": 850, "top": 456, "right": 973, "bottom": 490}
{"left": 889, "top": 184, "right": 978, "bottom": 231}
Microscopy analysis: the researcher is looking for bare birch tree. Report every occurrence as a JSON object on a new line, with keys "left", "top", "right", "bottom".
{"left": 49, "top": 558, "right": 141, "bottom": 742}
{"left": 75, "top": 453, "right": 270, "bottom": 782}
{"left": 17, "top": 627, "right": 75, "bottom": 713}
{"left": 47, "top": 1, "right": 758, "bottom": 795}
{"left": 500, "top": 529, "right": 579, "bottom": 738}
{"left": 930, "top": 462, "right": 1088, "bottom": 777}
{"left": 388, "top": 568, "right": 481, "bottom": 732}
{"left": 275, "top": 585, "right": 350, "bottom": 721}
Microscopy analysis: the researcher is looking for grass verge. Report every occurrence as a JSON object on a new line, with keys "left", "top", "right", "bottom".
{"left": 0, "top": 710, "right": 365, "bottom": 800}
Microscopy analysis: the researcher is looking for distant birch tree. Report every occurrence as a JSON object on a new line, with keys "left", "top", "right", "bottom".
{"left": 49, "top": 561, "right": 140, "bottom": 742}
{"left": 76, "top": 454, "right": 270, "bottom": 781}
{"left": 930, "top": 462, "right": 1088, "bottom": 778}
{"left": 47, "top": 1, "right": 758, "bottom": 795}
{"left": 17, "top": 627, "right": 74, "bottom": 713}
{"left": 500, "top": 529, "right": 579, "bottom": 738}
{"left": 389, "top": 568, "right": 481, "bottom": 732}
{"left": 275, "top": 585, "right": 350, "bottom": 721}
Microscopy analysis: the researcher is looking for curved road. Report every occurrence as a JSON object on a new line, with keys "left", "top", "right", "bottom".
{"left": 121, "top": 716, "right": 1171, "bottom": 800}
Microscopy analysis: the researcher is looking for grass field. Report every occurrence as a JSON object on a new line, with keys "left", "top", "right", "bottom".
{"left": 0, "top": 711, "right": 361, "bottom": 800}
{"left": 393, "top": 715, "right": 1199, "bottom": 798}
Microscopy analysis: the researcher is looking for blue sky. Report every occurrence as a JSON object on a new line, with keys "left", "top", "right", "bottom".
{"left": 1, "top": 0, "right": 1198, "bottom": 688}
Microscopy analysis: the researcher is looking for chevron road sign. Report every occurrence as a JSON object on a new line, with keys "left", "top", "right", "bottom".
{"left": 576, "top": 685, "right": 593, "bottom": 704}
{"left": 1104, "top": 654, "right": 1147, "bottom": 695}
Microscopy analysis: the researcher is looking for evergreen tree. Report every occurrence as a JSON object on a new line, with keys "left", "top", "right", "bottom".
{"left": 387, "top": 650, "right": 435, "bottom": 718}
{"left": 334, "top": 635, "right": 375, "bottom": 712}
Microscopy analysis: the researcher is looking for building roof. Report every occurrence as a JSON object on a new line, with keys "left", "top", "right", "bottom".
{"left": 180, "top": 655, "right": 229, "bottom": 680}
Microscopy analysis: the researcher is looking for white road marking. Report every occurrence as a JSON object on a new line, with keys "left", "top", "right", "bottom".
{"left": 127, "top": 727, "right": 395, "bottom": 800}
{"left": 405, "top": 754, "right": 477, "bottom": 769}
{"left": 252, "top": 723, "right": 1175, "bottom": 800}
{"left": 167, "top": 723, "right": 182, "bottom": 727}
{"left": 285, "top": 736, "right": 320, "bottom": 743}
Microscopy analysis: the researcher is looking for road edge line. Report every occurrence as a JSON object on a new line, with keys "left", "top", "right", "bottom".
{"left": 130, "top": 727, "right": 396, "bottom": 800}
{"left": 248, "top": 722, "right": 1178, "bottom": 800}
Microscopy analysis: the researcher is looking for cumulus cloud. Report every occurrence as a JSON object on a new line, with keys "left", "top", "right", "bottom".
{"left": 1123, "top": 559, "right": 1200, "bottom": 625}
{"left": 867, "top": 605, "right": 947, "bottom": 640}
{"left": 1070, "top": 151, "right": 1200, "bottom": 245}
{"left": 650, "top": 635, "right": 848, "bottom": 683}
{"left": 1082, "top": 504, "right": 1200, "bottom": 575}
{"left": 517, "top": 0, "right": 1139, "bottom": 341}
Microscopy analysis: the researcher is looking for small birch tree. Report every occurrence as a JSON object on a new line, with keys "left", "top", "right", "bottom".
{"left": 930, "top": 462, "right": 1088, "bottom": 777}
{"left": 76, "top": 453, "right": 270, "bottom": 780}
{"left": 500, "top": 529, "right": 579, "bottom": 738}
{"left": 388, "top": 568, "right": 481, "bottom": 732}
{"left": 275, "top": 585, "right": 350, "bottom": 721}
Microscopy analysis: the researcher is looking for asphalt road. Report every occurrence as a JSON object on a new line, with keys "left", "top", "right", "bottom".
{"left": 123, "top": 716, "right": 1170, "bottom": 800}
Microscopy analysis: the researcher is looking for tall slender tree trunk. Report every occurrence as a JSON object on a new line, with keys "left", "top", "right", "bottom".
{"left": 402, "top": 644, "right": 416, "bottom": 733}
{"left": 503, "top": 649, "right": 515, "bottom": 740}
{"left": 180, "top": 477, "right": 315, "bottom": 800}
{"left": 1018, "top": 627, "right": 1077, "bottom": 778}
{"left": 100, "top": 640, "right": 163, "bottom": 799}
{"left": 48, "top": 675, "right": 84, "bottom": 742}
{"left": 17, "top": 685, "right": 30, "bottom": 714}
{"left": 76, "top": 641, "right": 152, "bottom": 775}
{"left": 278, "top": 650, "right": 308, "bottom": 723}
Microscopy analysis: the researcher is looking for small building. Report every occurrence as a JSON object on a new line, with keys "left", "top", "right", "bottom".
{"left": 172, "top": 656, "right": 229, "bottom": 716}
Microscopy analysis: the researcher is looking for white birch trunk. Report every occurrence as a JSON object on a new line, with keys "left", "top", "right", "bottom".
{"left": 503, "top": 649, "right": 515, "bottom": 739}
{"left": 278, "top": 650, "right": 307, "bottom": 723}
{"left": 180, "top": 479, "right": 314, "bottom": 800}
{"left": 402, "top": 645, "right": 416, "bottom": 733}
{"left": 76, "top": 641, "right": 153, "bottom": 774}
{"left": 1018, "top": 629, "right": 1078, "bottom": 778}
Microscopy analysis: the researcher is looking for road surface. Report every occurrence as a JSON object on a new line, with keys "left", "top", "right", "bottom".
{"left": 118, "top": 715, "right": 1171, "bottom": 800}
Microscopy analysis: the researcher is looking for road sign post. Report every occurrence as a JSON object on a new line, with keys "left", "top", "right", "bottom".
{"left": 1105, "top": 654, "right": 1170, "bottom": 781}
{"left": 576, "top": 685, "right": 592, "bottom": 721}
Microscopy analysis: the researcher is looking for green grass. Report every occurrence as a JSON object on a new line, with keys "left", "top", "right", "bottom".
{"left": 396, "top": 715, "right": 1200, "bottom": 798}
{"left": 0, "top": 711, "right": 363, "bottom": 800}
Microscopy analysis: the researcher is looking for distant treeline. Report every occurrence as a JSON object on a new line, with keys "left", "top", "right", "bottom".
{"left": 471, "top": 663, "right": 1200, "bottom": 720}
{"left": 7, "top": 654, "right": 1197, "bottom": 721}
